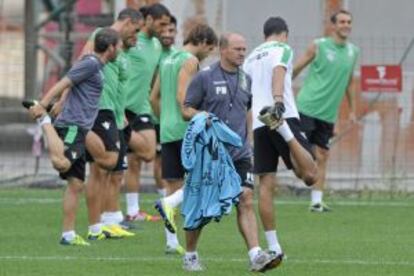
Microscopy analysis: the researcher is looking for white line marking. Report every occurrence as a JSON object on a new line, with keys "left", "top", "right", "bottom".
{"left": 0, "top": 255, "right": 413, "bottom": 267}
{"left": 0, "top": 198, "right": 413, "bottom": 207}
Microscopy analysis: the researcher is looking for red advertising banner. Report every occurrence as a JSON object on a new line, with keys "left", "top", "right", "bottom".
{"left": 360, "top": 65, "right": 402, "bottom": 92}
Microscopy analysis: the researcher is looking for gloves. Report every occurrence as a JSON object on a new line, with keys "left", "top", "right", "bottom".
{"left": 258, "top": 102, "right": 285, "bottom": 129}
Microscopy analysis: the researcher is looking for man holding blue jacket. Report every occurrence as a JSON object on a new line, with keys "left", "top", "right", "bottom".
{"left": 181, "top": 33, "right": 280, "bottom": 273}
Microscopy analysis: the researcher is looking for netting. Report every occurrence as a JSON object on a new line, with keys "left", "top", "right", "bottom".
{"left": 0, "top": 0, "right": 413, "bottom": 193}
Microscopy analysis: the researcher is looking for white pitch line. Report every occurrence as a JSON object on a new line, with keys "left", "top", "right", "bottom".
{"left": 0, "top": 255, "right": 413, "bottom": 267}
{"left": 0, "top": 197, "right": 413, "bottom": 207}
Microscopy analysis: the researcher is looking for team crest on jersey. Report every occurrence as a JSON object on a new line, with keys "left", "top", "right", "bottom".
{"left": 347, "top": 45, "right": 354, "bottom": 58}
{"left": 239, "top": 71, "right": 248, "bottom": 91}
{"left": 326, "top": 49, "right": 336, "bottom": 62}
{"left": 215, "top": 86, "right": 227, "bottom": 95}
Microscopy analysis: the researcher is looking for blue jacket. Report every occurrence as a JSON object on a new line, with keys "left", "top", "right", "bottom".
{"left": 181, "top": 113, "right": 243, "bottom": 230}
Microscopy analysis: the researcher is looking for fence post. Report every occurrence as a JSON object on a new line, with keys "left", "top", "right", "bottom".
{"left": 24, "top": 0, "right": 37, "bottom": 100}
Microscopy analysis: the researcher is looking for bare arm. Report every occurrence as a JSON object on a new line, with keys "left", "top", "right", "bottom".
{"left": 49, "top": 88, "right": 70, "bottom": 117}
{"left": 345, "top": 72, "right": 357, "bottom": 122}
{"left": 150, "top": 73, "right": 161, "bottom": 118}
{"left": 29, "top": 77, "right": 72, "bottom": 119}
{"left": 292, "top": 41, "right": 317, "bottom": 79}
{"left": 40, "top": 77, "right": 72, "bottom": 107}
{"left": 182, "top": 106, "right": 202, "bottom": 121}
{"left": 272, "top": 66, "right": 287, "bottom": 102}
{"left": 178, "top": 57, "right": 200, "bottom": 120}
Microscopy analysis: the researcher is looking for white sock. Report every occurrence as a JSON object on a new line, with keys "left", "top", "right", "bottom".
{"left": 126, "top": 193, "right": 139, "bottom": 216}
{"left": 100, "top": 212, "right": 108, "bottom": 223}
{"left": 114, "top": 211, "right": 124, "bottom": 224}
{"left": 248, "top": 246, "right": 262, "bottom": 262}
{"left": 158, "top": 188, "right": 167, "bottom": 197}
{"left": 88, "top": 223, "right": 103, "bottom": 235}
{"left": 165, "top": 228, "right": 179, "bottom": 248}
{"left": 277, "top": 121, "right": 294, "bottom": 142}
{"left": 265, "top": 230, "right": 282, "bottom": 253}
{"left": 311, "top": 190, "right": 323, "bottom": 204}
{"left": 163, "top": 188, "right": 183, "bottom": 208}
{"left": 62, "top": 230, "right": 76, "bottom": 241}
{"left": 102, "top": 211, "right": 124, "bottom": 225}
{"left": 38, "top": 114, "right": 51, "bottom": 126}
{"left": 185, "top": 251, "right": 198, "bottom": 259}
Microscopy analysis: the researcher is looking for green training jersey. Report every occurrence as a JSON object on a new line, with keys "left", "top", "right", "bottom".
{"left": 152, "top": 46, "right": 178, "bottom": 125}
{"left": 115, "top": 51, "right": 129, "bottom": 129}
{"left": 125, "top": 32, "right": 162, "bottom": 117}
{"left": 159, "top": 50, "right": 194, "bottom": 143}
{"left": 88, "top": 28, "right": 127, "bottom": 128}
{"left": 296, "top": 37, "right": 359, "bottom": 123}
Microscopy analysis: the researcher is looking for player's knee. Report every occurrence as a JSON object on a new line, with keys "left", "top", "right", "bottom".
{"left": 140, "top": 150, "right": 155, "bottom": 163}
{"left": 95, "top": 152, "right": 118, "bottom": 170}
{"left": 68, "top": 180, "right": 84, "bottom": 193}
{"left": 239, "top": 189, "right": 254, "bottom": 210}
{"left": 51, "top": 156, "right": 70, "bottom": 172}
{"left": 316, "top": 148, "right": 330, "bottom": 163}
{"left": 303, "top": 167, "right": 318, "bottom": 187}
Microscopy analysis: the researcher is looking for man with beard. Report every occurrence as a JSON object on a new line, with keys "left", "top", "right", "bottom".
{"left": 25, "top": 28, "right": 120, "bottom": 246}
{"left": 123, "top": 3, "right": 170, "bottom": 222}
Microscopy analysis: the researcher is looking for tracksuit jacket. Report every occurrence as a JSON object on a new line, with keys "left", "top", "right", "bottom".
{"left": 181, "top": 112, "right": 242, "bottom": 230}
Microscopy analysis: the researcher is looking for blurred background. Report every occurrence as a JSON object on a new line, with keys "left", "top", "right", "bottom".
{"left": 0, "top": 0, "right": 413, "bottom": 195}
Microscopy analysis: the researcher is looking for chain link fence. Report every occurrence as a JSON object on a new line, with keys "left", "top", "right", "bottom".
{"left": 0, "top": 0, "right": 413, "bottom": 194}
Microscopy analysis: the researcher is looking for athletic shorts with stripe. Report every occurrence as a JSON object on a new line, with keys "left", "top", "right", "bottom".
{"left": 299, "top": 112, "right": 334, "bottom": 150}
{"left": 86, "top": 110, "right": 120, "bottom": 163}
{"left": 253, "top": 118, "right": 314, "bottom": 174}
{"left": 55, "top": 125, "right": 88, "bottom": 181}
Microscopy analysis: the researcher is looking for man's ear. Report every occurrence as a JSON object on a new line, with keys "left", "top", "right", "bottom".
{"left": 146, "top": 15, "right": 154, "bottom": 26}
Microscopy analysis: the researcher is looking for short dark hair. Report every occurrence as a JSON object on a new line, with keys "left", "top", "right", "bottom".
{"left": 94, "top": 28, "right": 119, "bottom": 53}
{"left": 139, "top": 3, "right": 170, "bottom": 20}
{"left": 330, "top": 9, "right": 352, "bottom": 24}
{"left": 184, "top": 24, "right": 218, "bottom": 46}
{"left": 263, "top": 17, "right": 289, "bottom": 38}
{"left": 170, "top": 15, "right": 177, "bottom": 26}
{"left": 117, "top": 8, "right": 143, "bottom": 23}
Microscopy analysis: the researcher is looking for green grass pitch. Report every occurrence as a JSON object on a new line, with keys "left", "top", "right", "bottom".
{"left": 0, "top": 188, "right": 413, "bottom": 275}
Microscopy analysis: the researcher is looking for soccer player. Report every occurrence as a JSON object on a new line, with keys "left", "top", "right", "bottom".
{"left": 181, "top": 33, "right": 279, "bottom": 272}
{"left": 151, "top": 24, "right": 218, "bottom": 255}
{"left": 293, "top": 10, "right": 359, "bottom": 212}
{"left": 243, "top": 17, "right": 317, "bottom": 259}
{"left": 123, "top": 3, "right": 170, "bottom": 222}
{"left": 152, "top": 15, "right": 178, "bottom": 199}
{"left": 25, "top": 28, "right": 120, "bottom": 246}
{"left": 80, "top": 8, "right": 144, "bottom": 239}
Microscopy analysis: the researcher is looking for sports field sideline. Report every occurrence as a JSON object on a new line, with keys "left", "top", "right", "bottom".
{"left": 0, "top": 188, "right": 413, "bottom": 275}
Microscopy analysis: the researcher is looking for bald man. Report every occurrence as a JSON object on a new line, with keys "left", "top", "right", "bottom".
{"left": 181, "top": 33, "right": 281, "bottom": 272}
